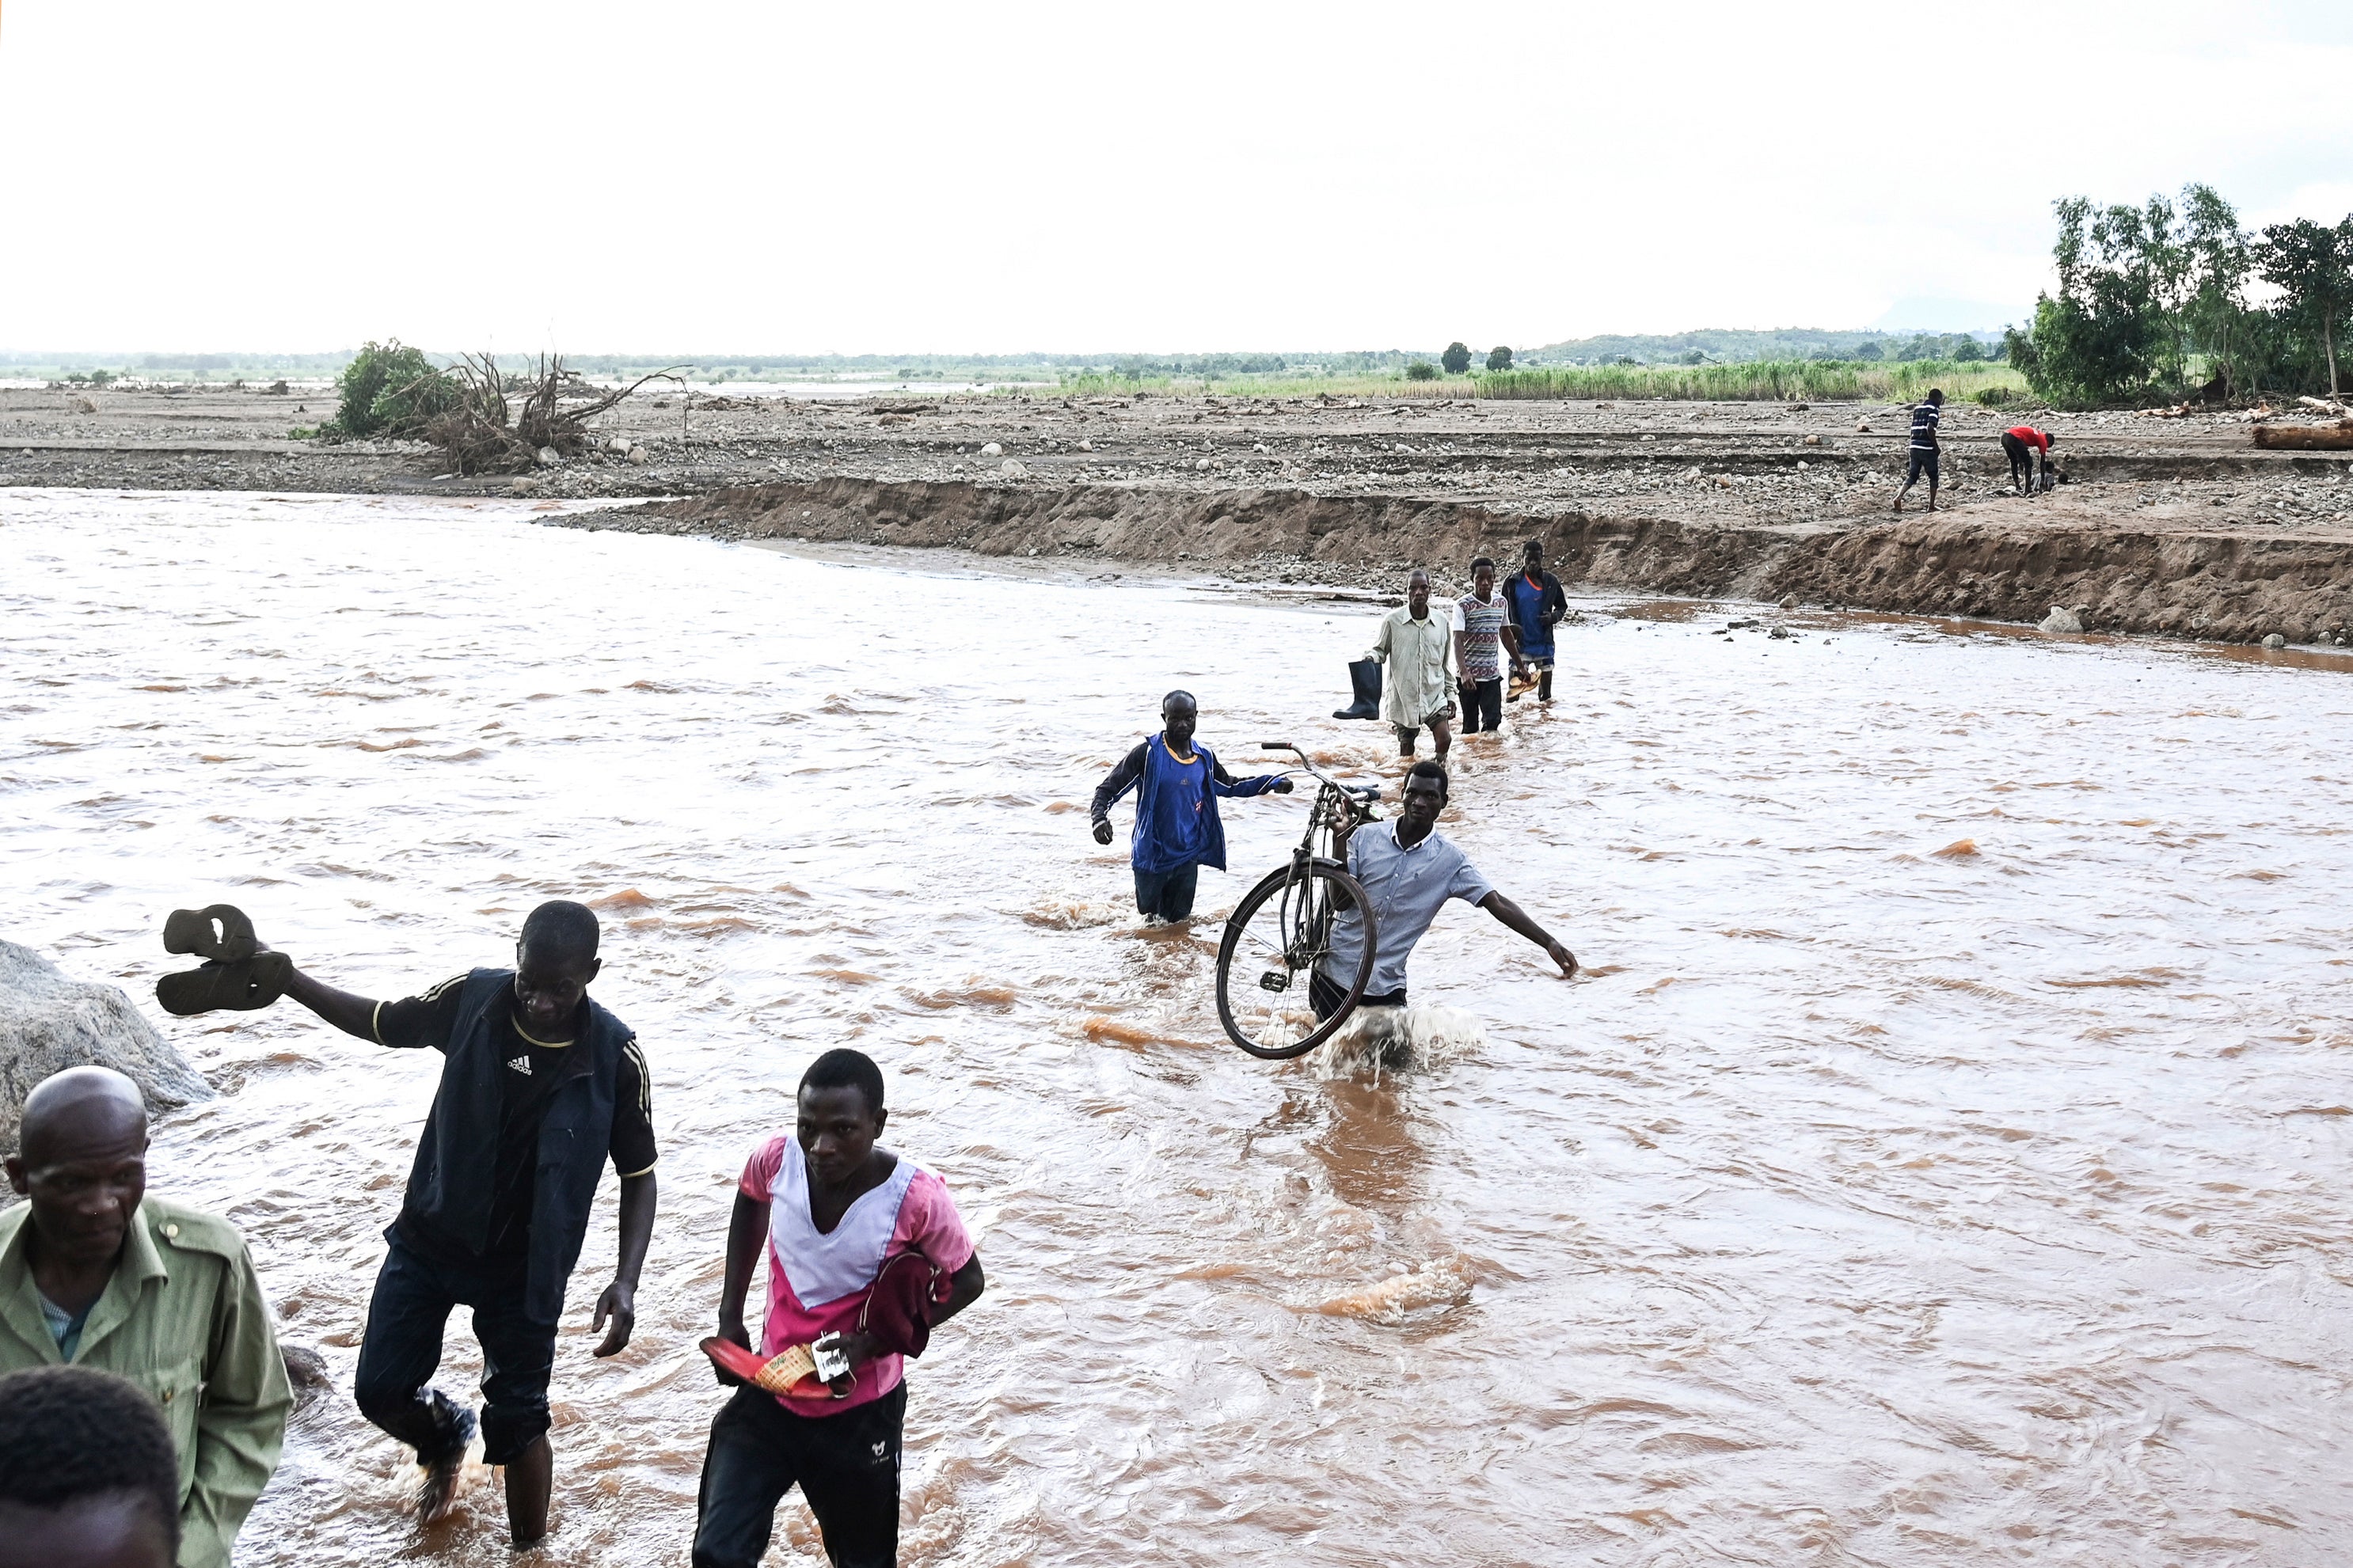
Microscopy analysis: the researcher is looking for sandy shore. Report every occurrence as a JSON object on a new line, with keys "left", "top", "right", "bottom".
{"left": 6, "top": 383, "right": 2349, "bottom": 644}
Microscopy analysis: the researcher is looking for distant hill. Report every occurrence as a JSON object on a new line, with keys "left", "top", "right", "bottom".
{"left": 1522, "top": 328, "right": 2000, "bottom": 366}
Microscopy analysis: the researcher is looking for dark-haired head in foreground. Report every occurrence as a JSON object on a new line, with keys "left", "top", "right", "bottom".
{"left": 0, "top": 1364, "right": 180, "bottom": 1568}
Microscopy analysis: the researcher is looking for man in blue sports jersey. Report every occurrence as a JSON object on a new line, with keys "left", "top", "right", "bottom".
{"left": 1089, "top": 691, "right": 1294, "bottom": 921}
{"left": 1894, "top": 388, "right": 1945, "bottom": 512}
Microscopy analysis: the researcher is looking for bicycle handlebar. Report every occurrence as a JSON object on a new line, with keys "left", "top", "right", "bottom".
{"left": 1258, "top": 740, "right": 1380, "bottom": 803}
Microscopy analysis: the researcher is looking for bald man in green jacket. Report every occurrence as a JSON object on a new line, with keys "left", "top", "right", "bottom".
{"left": 1, "top": 1067, "right": 290, "bottom": 1568}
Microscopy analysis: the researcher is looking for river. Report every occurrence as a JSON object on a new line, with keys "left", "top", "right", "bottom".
{"left": 5, "top": 488, "right": 2351, "bottom": 1564}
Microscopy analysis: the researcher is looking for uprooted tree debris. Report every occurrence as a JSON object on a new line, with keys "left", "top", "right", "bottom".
{"left": 422, "top": 354, "right": 678, "bottom": 475}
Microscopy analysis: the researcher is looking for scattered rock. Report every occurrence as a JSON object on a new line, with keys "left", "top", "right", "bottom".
{"left": 1254, "top": 443, "right": 1269, "bottom": 454}
{"left": 2263, "top": 632, "right": 2286, "bottom": 649}
{"left": 1802, "top": 435, "right": 1822, "bottom": 446}
{"left": 71, "top": 397, "right": 98, "bottom": 414}
{"left": 507, "top": 477, "right": 538, "bottom": 495}
{"left": 979, "top": 442, "right": 1003, "bottom": 457}
{"left": 1, "top": 940, "right": 211, "bottom": 1156}
{"left": 606, "top": 435, "right": 631, "bottom": 455}
{"left": 1076, "top": 439, "right": 1093, "bottom": 453}
{"left": 279, "top": 1343, "right": 332, "bottom": 1409}
{"left": 535, "top": 446, "right": 559, "bottom": 467}
{"left": 2038, "top": 606, "right": 2085, "bottom": 634}
{"left": 1778, "top": 594, "right": 1798, "bottom": 609}
{"left": 627, "top": 446, "right": 648, "bottom": 465}
{"left": 1768, "top": 625, "right": 1792, "bottom": 640}
{"left": 1395, "top": 443, "right": 1414, "bottom": 455}
{"left": 998, "top": 458, "right": 1028, "bottom": 479}
{"left": 1197, "top": 457, "right": 1213, "bottom": 471}
{"left": 1855, "top": 420, "right": 1871, "bottom": 432}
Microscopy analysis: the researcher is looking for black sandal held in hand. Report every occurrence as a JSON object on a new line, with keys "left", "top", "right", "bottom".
{"left": 156, "top": 953, "right": 291, "bottom": 1016}
{"left": 157, "top": 902, "right": 287, "bottom": 1015}
{"left": 162, "top": 903, "right": 258, "bottom": 962}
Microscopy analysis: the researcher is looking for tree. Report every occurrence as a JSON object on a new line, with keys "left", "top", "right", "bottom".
{"left": 2255, "top": 215, "right": 2353, "bottom": 397}
{"left": 1952, "top": 337, "right": 1984, "bottom": 363}
{"left": 1855, "top": 340, "right": 1884, "bottom": 362}
{"left": 2179, "top": 184, "right": 2256, "bottom": 400}
{"left": 1485, "top": 345, "right": 1513, "bottom": 372}
{"left": 329, "top": 340, "right": 457, "bottom": 439}
{"left": 1441, "top": 341, "right": 1472, "bottom": 375}
{"left": 1405, "top": 360, "right": 1440, "bottom": 382}
{"left": 2011, "top": 195, "right": 2174, "bottom": 406}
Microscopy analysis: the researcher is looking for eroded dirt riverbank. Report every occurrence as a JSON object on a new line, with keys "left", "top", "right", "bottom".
{"left": 7, "top": 384, "right": 2350, "bottom": 643}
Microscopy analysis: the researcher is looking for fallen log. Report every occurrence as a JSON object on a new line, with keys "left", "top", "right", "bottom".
{"left": 2252, "top": 420, "right": 2353, "bottom": 451}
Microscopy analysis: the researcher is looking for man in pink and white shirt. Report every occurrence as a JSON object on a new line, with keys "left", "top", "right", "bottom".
{"left": 693, "top": 1049, "right": 984, "bottom": 1568}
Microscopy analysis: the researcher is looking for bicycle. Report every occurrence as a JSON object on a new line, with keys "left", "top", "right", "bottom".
{"left": 1213, "top": 742, "right": 1382, "bottom": 1059}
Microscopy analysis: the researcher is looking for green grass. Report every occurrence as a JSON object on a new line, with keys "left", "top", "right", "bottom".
{"left": 1474, "top": 359, "right": 2028, "bottom": 403}
{"left": 1037, "top": 359, "right": 2028, "bottom": 404}
{"left": 1039, "top": 370, "right": 1481, "bottom": 401}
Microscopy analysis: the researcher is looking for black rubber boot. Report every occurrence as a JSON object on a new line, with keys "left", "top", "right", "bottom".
{"left": 1332, "top": 659, "right": 1382, "bottom": 721}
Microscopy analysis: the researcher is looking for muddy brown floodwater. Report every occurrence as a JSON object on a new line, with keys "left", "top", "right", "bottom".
{"left": 6, "top": 488, "right": 2353, "bottom": 1565}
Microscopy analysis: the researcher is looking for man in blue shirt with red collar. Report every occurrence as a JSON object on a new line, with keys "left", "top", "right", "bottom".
{"left": 1089, "top": 691, "right": 1293, "bottom": 921}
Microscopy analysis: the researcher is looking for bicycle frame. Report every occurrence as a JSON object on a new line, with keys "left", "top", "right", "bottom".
{"left": 1214, "top": 744, "right": 1385, "bottom": 1057}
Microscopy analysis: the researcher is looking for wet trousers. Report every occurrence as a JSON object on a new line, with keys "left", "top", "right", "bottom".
{"left": 691, "top": 1383, "right": 907, "bottom": 1568}
{"left": 353, "top": 1234, "right": 556, "bottom": 1466}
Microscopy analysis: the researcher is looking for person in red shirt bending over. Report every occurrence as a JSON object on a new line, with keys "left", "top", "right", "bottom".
{"left": 694, "top": 1049, "right": 986, "bottom": 1568}
{"left": 2001, "top": 425, "right": 2058, "bottom": 495}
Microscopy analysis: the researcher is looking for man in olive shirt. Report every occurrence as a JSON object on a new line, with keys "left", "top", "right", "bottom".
{"left": 1367, "top": 568, "right": 1457, "bottom": 760}
{"left": 0, "top": 1067, "right": 291, "bottom": 1568}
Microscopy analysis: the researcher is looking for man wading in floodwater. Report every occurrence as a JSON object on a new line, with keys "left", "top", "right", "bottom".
{"left": 1504, "top": 540, "right": 1567, "bottom": 704}
{"left": 694, "top": 1049, "right": 983, "bottom": 1568}
{"left": 1366, "top": 569, "right": 1457, "bottom": 760}
{"left": 1453, "top": 556, "right": 1526, "bottom": 737}
{"left": 1316, "top": 761, "right": 1576, "bottom": 1019}
{"left": 1090, "top": 691, "right": 1293, "bottom": 921}
{"left": 268, "top": 900, "right": 656, "bottom": 1547}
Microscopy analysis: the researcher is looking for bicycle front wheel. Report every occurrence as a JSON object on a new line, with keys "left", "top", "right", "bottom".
{"left": 1215, "top": 858, "right": 1378, "bottom": 1060}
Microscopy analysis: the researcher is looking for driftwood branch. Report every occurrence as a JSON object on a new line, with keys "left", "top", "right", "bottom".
{"left": 421, "top": 355, "right": 685, "bottom": 475}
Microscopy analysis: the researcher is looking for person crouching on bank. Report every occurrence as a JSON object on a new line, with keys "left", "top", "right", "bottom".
{"left": 694, "top": 1050, "right": 986, "bottom": 1568}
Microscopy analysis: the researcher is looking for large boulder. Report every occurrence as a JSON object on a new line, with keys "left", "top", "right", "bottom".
{"left": 1, "top": 940, "right": 212, "bottom": 1160}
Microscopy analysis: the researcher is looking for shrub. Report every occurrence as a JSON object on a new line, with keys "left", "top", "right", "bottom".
{"left": 329, "top": 340, "right": 458, "bottom": 439}
{"left": 1973, "top": 386, "right": 2012, "bottom": 408}
{"left": 1440, "top": 342, "right": 1472, "bottom": 375}
{"left": 1405, "top": 360, "right": 1440, "bottom": 382}
{"left": 1486, "top": 345, "right": 1513, "bottom": 372}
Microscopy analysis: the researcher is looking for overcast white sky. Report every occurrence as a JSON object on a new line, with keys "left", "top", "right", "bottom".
{"left": 3, "top": 1, "right": 2348, "bottom": 355}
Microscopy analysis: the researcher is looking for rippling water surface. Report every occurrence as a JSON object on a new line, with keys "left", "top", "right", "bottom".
{"left": 6, "top": 488, "right": 2352, "bottom": 1565}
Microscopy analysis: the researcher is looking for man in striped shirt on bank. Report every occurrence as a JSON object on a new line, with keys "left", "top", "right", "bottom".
{"left": 1893, "top": 388, "right": 1945, "bottom": 513}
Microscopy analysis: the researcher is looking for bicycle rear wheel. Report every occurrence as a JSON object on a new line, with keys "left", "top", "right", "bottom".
{"left": 1215, "top": 858, "right": 1378, "bottom": 1059}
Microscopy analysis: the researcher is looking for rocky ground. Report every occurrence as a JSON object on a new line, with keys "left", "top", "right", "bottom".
{"left": 6, "top": 382, "right": 2349, "bottom": 644}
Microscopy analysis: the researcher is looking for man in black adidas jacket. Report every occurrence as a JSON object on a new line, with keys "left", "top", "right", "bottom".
{"left": 270, "top": 900, "right": 656, "bottom": 1547}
